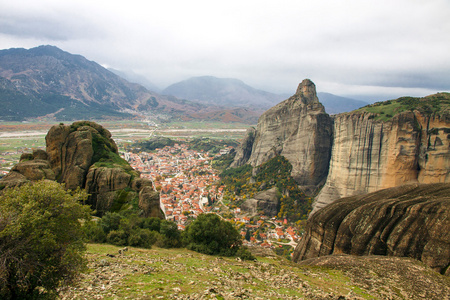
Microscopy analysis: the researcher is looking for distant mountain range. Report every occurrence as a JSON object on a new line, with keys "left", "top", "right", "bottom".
{"left": 0, "top": 45, "right": 205, "bottom": 121}
{"left": 108, "top": 68, "right": 161, "bottom": 93}
{"left": 162, "top": 76, "right": 368, "bottom": 114}
{"left": 0, "top": 45, "right": 368, "bottom": 122}
{"left": 317, "top": 93, "right": 368, "bottom": 115}
{"left": 162, "top": 76, "right": 285, "bottom": 109}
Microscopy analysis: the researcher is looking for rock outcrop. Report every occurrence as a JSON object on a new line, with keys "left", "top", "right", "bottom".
{"left": 46, "top": 121, "right": 104, "bottom": 189}
{"left": 237, "top": 79, "right": 333, "bottom": 193}
{"left": 240, "top": 187, "right": 279, "bottom": 217}
{"left": 0, "top": 121, "right": 163, "bottom": 219}
{"left": 230, "top": 127, "right": 256, "bottom": 168}
{"left": 314, "top": 108, "right": 450, "bottom": 213}
{"left": 138, "top": 186, "right": 162, "bottom": 218}
{"left": 0, "top": 150, "right": 55, "bottom": 188}
{"left": 293, "top": 183, "right": 450, "bottom": 275}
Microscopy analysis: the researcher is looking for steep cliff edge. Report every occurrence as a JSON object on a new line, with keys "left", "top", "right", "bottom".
{"left": 236, "top": 79, "right": 333, "bottom": 193}
{"left": 314, "top": 94, "right": 450, "bottom": 213}
{"left": 0, "top": 121, "right": 163, "bottom": 218}
{"left": 293, "top": 183, "right": 450, "bottom": 275}
{"left": 230, "top": 127, "right": 256, "bottom": 168}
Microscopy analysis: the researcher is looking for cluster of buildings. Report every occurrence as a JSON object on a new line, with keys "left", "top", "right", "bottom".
{"left": 124, "top": 143, "right": 223, "bottom": 230}
{"left": 122, "top": 142, "right": 301, "bottom": 248}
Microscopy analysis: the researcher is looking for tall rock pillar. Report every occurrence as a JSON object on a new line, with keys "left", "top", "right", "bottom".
{"left": 245, "top": 79, "right": 333, "bottom": 193}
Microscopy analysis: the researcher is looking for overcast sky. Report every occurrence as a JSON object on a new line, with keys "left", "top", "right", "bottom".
{"left": 1, "top": 0, "right": 449, "bottom": 101}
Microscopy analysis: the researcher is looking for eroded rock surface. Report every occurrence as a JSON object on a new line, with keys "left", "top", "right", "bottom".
{"left": 240, "top": 187, "right": 279, "bottom": 217}
{"left": 0, "top": 150, "right": 55, "bottom": 188}
{"left": 139, "top": 186, "right": 164, "bottom": 218}
{"left": 46, "top": 121, "right": 117, "bottom": 189}
{"left": 314, "top": 110, "right": 450, "bottom": 213}
{"left": 293, "top": 183, "right": 450, "bottom": 275}
{"left": 230, "top": 127, "right": 256, "bottom": 168}
{"left": 243, "top": 79, "right": 333, "bottom": 193}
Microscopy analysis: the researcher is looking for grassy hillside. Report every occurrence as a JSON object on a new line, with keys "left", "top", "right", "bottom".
{"left": 356, "top": 92, "right": 450, "bottom": 121}
{"left": 58, "top": 244, "right": 450, "bottom": 299}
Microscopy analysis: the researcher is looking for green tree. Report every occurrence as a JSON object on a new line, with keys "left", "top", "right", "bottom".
{"left": 184, "top": 214, "right": 242, "bottom": 256}
{"left": 157, "top": 220, "right": 182, "bottom": 248}
{"left": 245, "top": 229, "right": 251, "bottom": 241}
{"left": 0, "top": 180, "right": 91, "bottom": 299}
{"left": 98, "top": 212, "right": 123, "bottom": 234}
{"left": 139, "top": 217, "right": 161, "bottom": 232}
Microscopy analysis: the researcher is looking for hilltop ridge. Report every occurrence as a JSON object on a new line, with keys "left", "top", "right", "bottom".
{"left": 0, "top": 46, "right": 207, "bottom": 121}
{"left": 0, "top": 46, "right": 371, "bottom": 122}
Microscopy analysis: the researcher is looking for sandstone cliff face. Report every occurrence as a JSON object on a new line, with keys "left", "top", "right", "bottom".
{"left": 84, "top": 166, "right": 133, "bottom": 214}
{"left": 293, "top": 183, "right": 450, "bottom": 275}
{"left": 314, "top": 110, "right": 450, "bottom": 213}
{"left": 230, "top": 127, "right": 256, "bottom": 168}
{"left": 244, "top": 79, "right": 333, "bottom": 192}
{"left": 232, "top": 82, "right": 449, "bottom": 213}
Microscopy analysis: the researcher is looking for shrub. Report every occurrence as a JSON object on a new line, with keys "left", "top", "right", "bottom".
{"left": 236, "top": 247, "right": 256, "bottom": 261}
{"left": 0, "top": 180, "right": 91, "bottom": 299}
{"left": 83, "top": 220, "right": 106, "bottom": 243}
{"left": 184, "top": 214, "right": 242, "bottom": 256}
{"left": 127, "top": 229, "right": 159, "bottom": 248}
{"left": 106, "top": 230, "right": 128, "bottom": 246}
{"left": 139, "top": 217, "right": 162, "bottom": 232}
{"left": 157, "top": 220, "right": 182, "bottom": 248}
{"left": 98, "top": 212, "right": 123, "bottom": 234}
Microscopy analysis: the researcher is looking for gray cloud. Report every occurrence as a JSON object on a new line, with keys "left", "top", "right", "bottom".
{"left": 1, "top": 0, "right": 449, "bottom": 100}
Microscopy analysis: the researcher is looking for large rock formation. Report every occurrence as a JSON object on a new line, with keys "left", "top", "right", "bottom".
{"left": 232, "top": 81, "right": 450, "bottom": 213}
{"left": 293, "top": 183, "right": 450, "bottom": 275}
{"left": 314, "top": 108, "right": 450, "bottom": 213}
{"left": 46, "top": 121, "right": 114, "bottom": 189}
{"left": 233, "top": 79, "right": 333, "bottom": 193}
{"left": 0, "top": 121, "right": 163, "bottom": 218}
{"left": 240, "top": 187, "right": 279, "bottom": 217}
